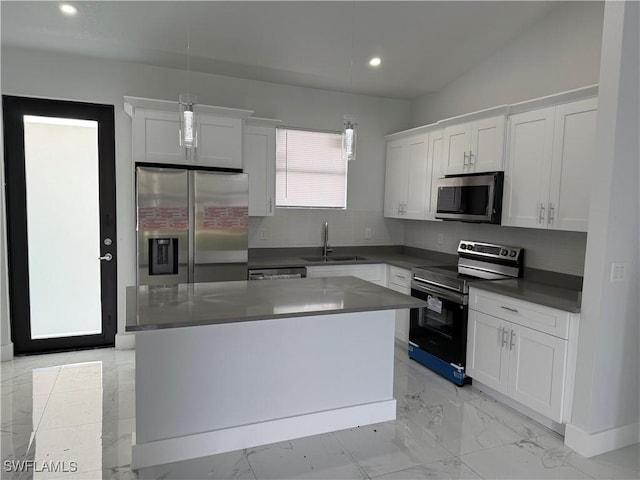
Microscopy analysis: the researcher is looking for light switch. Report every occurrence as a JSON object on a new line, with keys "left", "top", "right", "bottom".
{"left": 259, "top": 228, "right": 268, "bottom": 241}
{"left": 610, "top": 262, "right": 627, "bottom": 282}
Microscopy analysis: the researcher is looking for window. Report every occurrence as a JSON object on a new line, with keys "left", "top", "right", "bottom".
{"left": 275, "top": 127, "right": 347, "bottom": 209}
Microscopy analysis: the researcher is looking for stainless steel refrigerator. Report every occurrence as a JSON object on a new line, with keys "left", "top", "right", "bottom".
{"left": 136, "top": 165, "right": 248, "bottom": 286}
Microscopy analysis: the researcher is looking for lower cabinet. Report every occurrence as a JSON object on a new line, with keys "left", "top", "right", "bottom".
{"left": 306, "top": 264, "right": 387, "bottom": 287}
{"left": 467, "top": 288, "right": 578, "bottom": 424}
{"left": 387, "top": 266, "right": 411, "bottom": 343}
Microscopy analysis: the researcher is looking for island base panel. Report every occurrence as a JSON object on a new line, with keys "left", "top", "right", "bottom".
{"left": 132, "top": 310, "right": 397, "bottom": 468}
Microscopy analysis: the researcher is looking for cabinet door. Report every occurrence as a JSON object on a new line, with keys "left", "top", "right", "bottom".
{"left": 305, "top": 264, "right": 386, "bottom": 285}
{"left": 426, "top": 129, "right": 445, "bottom": 220}
{"left": 244, "top": 125, "right": 275, "bottom": 217}
{"left": 197, "top": 115, "right": 243, "bottom": 169}
{"left": 133, "top": 110, "right": 185, "bottom": 164}
{"left": 467, "top": 310, "right": 509, "bottom": 393}
{"left": 387, "top": 282, "right": 410, "bottom": 343}
{"left": 384, "top": 140, "right": 408, "bottom": 218}
{"left": 470, "top": 116, "right": 505, "bottom": 172}
{"left": 502, "top": 107, "right": 555, "bottom": 228}
{"left": 405, "top": 134, "right": 429, "bottom": 219}
{"left": 443, "top": 123, "right": 470, "bottom": 175}
{"left": 548, "top": 98, "right": 598, "bottom": 232}
{"left": 507, "top": 324, "right": 568, "bottom": 422}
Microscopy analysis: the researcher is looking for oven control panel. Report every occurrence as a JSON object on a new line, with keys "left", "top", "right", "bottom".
{"left": 458, "top": 241, "right": 522, "bottom": 262}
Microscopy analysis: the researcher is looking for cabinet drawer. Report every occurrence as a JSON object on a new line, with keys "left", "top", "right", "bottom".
{"left": 388, "top": 266, "right": 411, "bottom": 288}
{"left": 470, "top": 289, "right": 569, "bottom": 339}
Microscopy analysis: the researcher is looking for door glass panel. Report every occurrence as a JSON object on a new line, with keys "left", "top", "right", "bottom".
{"left": 23, "top": 115, "right": 102, "bottom": 339}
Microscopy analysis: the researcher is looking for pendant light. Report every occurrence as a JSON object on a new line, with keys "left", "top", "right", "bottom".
{"left": 343, "top": 1, "right": 357, "bottom": 161}
{"left": 179, "top": 20, "right": 197, "bottom": 150}
{"left": 343, "top": 114, "right": 356, "bottom": 162}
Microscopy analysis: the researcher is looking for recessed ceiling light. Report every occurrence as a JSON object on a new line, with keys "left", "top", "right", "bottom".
{"left": 369, "top": 57, "right": 382, "bottom": 67}
{"left": 59, "top": 4, "right": 77, "bottom": 16}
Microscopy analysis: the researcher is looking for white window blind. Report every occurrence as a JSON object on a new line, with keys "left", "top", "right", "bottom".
{"left": 276, "top": 127, "right": 347, "bottom": 209}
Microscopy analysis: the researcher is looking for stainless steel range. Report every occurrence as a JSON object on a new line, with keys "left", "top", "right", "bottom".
{"left": 409, "top": 240, "right": 524, "bottom": 386}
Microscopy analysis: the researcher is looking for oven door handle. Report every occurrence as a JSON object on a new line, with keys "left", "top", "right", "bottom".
{"left": 411, "top": 281, "right": 467, "bottom": 304}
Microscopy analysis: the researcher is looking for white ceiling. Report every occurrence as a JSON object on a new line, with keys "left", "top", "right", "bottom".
{"left": 1, "top": 1, "right": 562, "bottom": 99}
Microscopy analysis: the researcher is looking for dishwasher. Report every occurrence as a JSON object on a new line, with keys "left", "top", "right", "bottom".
{"left": 248, "top": 267, "right": 307, "bottom": 280}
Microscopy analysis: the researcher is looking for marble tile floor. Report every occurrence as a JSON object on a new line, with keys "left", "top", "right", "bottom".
{"left": 0, "top": 345, "right": 638, "bottom": 480}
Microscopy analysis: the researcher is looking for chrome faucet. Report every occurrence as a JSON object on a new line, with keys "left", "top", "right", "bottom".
{"left": 322, "top": 222, "right": 333, "bottom": 259}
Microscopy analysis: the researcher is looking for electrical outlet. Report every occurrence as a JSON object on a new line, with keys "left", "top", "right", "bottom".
{"left": 259, "top": 228, "right": 268, "bottom": 241}
{"left": 364, "top": 227, "right": 372, "bottom": 239}
{"left": 610, "top": 262, "right": 627, "bottom": 282}
{"left": 437, "top": 233, "right": 444, "bottom": 245}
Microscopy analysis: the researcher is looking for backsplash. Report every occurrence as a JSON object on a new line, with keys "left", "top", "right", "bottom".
{"left": 249, "top": 209, "right": 404, "bottom": 248}
{"left": 404, "top": 221, "right": 587, "bottom": 276}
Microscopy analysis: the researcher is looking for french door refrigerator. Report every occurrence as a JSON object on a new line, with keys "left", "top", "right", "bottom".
{"left": 136, "top": 164, "right": 249, "bottom": 286}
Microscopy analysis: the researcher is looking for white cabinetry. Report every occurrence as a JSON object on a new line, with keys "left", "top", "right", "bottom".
{"left": 503, "top": 98, "right": 597, "bottom": 232}
{"left": 243, "top": 118, "right": 280, "bottom": 217}
{"left": 306, "top": 264, "right": 388, "bottom": 287}
{"left": 467, "top": 288, "right": 579, "bottom": 423}
{"left": 426, "top": 129, "right": 445, "bottom": 220}
{"left": 443, "top": 115, "right": 505, "bottom": 175}
{"left": 384, "top": 132, "right": 430, "bottom": 219}
{"left": 387, "top": 266, "right": 411, "bottom": 343}
{"left": 124, "top": 97, "right": 253, "bottom": 169}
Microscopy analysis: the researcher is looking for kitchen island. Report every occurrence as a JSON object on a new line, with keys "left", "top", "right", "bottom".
{"left": 126, "top": 276, "right": 426, "bottom": 469}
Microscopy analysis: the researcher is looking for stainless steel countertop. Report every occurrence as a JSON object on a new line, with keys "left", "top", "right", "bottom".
{"left": 126, "top": 276, "right": 428, "bottom": 332}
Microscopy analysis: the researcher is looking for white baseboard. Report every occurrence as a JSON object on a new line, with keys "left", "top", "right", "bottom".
{"left": 115, "top": 333, "right": 135, "bottom": 350}
{"left": 565, "top": 421, "right": 640, "bottom": 458}
{"left": 472, "top": 381, "right": 566, "bottom": 435}
{"left": 1, "top": 342, "right": 13, "bottom": 361}
{"left": 132, "top": 399, "right": 396, "bottom": 469}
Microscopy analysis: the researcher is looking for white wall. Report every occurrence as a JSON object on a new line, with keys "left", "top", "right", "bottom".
{"left": 411, "top": 1, "right": 604, "bottom": 125}
{"left": 0, "top": 98, "right": 13, "bottom": 360}
{"left": 0, "top": 46, "right": 410, "bottom": 346}
{"left": 565, "top": 0, "right": 639, "bottom": 457}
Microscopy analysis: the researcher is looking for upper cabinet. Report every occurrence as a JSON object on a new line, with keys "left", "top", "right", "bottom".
{"left": 426, "top": 129, "right": 445, "bottom": 220}
{"left": 124, "top": 97, "right": 253, "bottom": 169}
{"left": 443, "top": 115, "right": 506, "bottom": 175}
{"left": 243, "top": 118, "right": 280, "bottom": 217}
{"left": 503, "top": 97, "right": 598, "bottom": 232}
{"left": 384, "top": 131, "right": 431, "bottom": 219}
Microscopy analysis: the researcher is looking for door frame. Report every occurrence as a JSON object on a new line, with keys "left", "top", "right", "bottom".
{"left": 2, "top": 95, "right": 117, "bottom": 354}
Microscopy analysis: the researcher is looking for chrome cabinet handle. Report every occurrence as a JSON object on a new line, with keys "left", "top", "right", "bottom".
{"left": 501, "top": 327, "right": 509, "bottom": 347}
{"left": 539, "top": 203, "right": 546, "bottom": 224}
{"left": 548, "top": 203, "right": 554, "bottom": 225}
{"left": 501, "top": 306, "right": 519, "bottom": 313}
{"left": 463, "top": 151, "right": 469, "bottom": 166}
{"left": 510, "top": 330, "right": 516, "bottom": 350}
{"left": 469, "top": 150, "right": 475, "bottom": 165}
{"left": 98, "top": 253, "right": 113, "bottom": 262}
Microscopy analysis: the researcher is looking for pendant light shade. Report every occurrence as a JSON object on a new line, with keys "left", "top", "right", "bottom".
{"left": 179, "top": 93, "right": 197, "bottom": 149}
{"left": 343, "top": 114, "right": 357, "bottom": 161}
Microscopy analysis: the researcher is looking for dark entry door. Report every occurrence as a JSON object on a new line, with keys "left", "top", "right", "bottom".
{"left": 3, "top": 95, "right": 117, "bottom": 354}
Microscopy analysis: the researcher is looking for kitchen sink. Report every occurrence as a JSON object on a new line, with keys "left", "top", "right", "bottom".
{"left": 302, "top": 255, "right": 368, "bottom": 262}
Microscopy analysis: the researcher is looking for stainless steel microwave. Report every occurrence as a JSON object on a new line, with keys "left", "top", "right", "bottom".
{"left": 435, "top": 172, "right": 504, "bottom": 224}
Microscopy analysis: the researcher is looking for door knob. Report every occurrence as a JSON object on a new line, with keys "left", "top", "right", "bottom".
{"left": 98, "top": 253, "right": 113, "bottom": 262}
